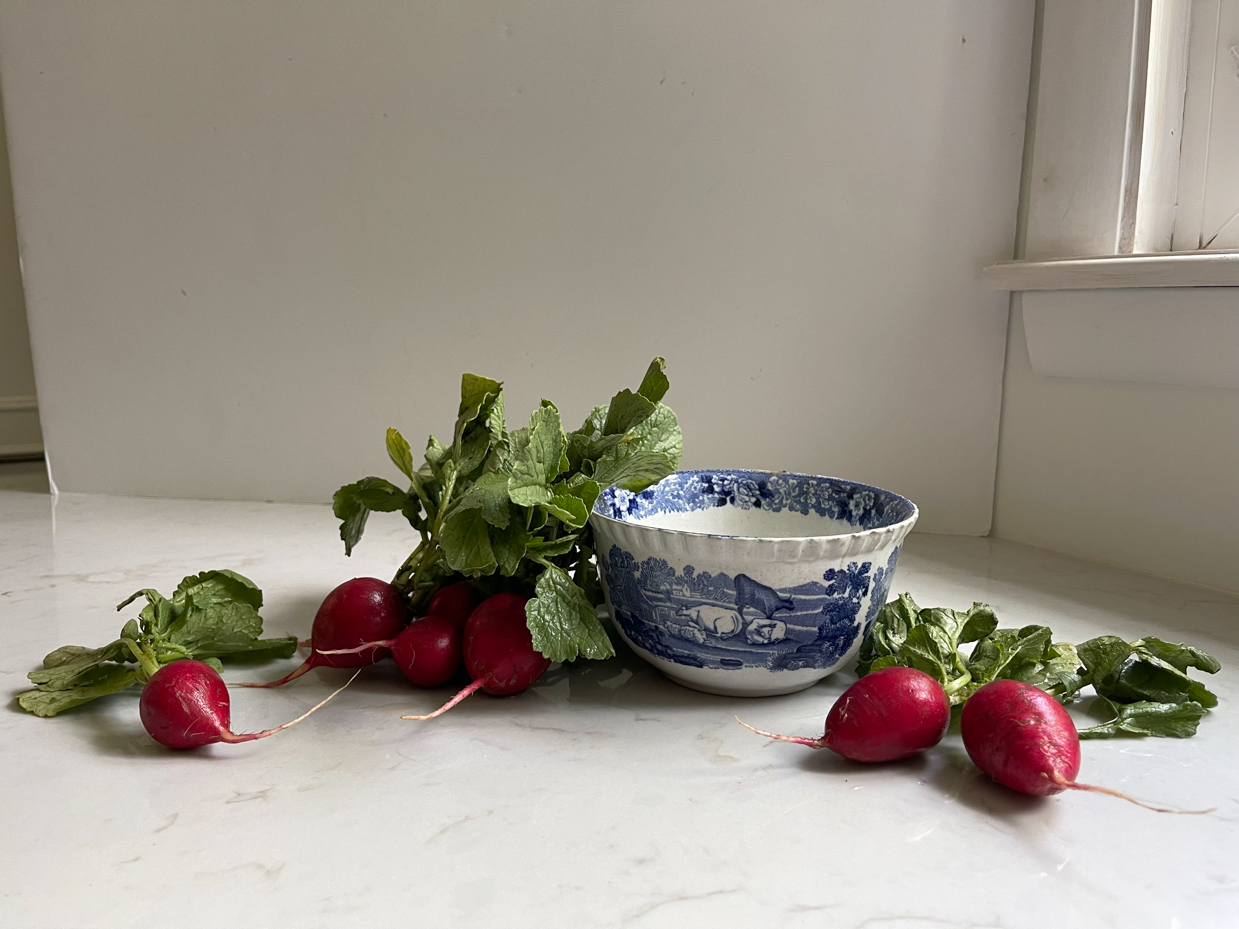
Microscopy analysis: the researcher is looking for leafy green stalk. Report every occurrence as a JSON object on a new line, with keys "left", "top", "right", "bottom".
{"left": 334, "top": 358, "right": 682, "bottom": 664}
{"left": 858, "top": 593, "right": 1220, "bottom": 739}
{"left": 18, "top": 570, "right": 297, "bottom": 717}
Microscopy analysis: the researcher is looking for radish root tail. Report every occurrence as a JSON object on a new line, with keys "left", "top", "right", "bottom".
{"left": 735, "top": 716, "right": 826, "bottom": 749}
{"left": 316, "top": 639, "right": 397, "bottom": 656}
{"left": 1060, "top": 777, "right": 1215, "bottom": 815}
{"left": 220, "top": 669, "right": 361, "bottom": 743}
{"left": 403, "top": 679, "right": 485, "bottom": 720}
{"left": 232, "top": 660, "right": 314, "bottom": 689}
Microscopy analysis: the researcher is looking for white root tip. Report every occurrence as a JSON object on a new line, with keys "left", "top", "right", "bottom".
{"left": 735, "top": 716, "right": 826, "bottom": 749}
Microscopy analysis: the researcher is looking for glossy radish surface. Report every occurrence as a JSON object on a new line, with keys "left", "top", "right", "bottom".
{"left": 425, "top": 581, "right": 483, "bottom": 631}
{"left": 140, "top": 660, "right": 354, "bottom": 749}
{"left": 404, "top": 593, "right": 550, "bottom": 720}
{"left": 961, "top": 679, "right": 1079, "bottom": 795}
{"left": 243, "top": 577, "right": 407, "bottom": 687}
{"left": 960, "top": 679, "right": 1209, "bottom": 813}
{"left": 740, "top": 666, "right": 950, "bottom": 762}
{"left": 392, "top": 614, "right": 462, "bottom": 687}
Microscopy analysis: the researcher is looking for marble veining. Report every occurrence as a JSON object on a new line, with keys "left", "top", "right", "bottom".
{"left": 0, "top": 490, "right": 1237, "bottom": 928}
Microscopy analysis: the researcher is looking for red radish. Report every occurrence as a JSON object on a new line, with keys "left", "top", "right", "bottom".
{"left": 424, "top": 581, "right": 483, "bottom": 631}
{"left": 240, "top": 577, "right": 407, "bottom": 687}
{"left": 961, "top": 679, "right": 1212, "bottom": 813}
{"left": 403, "top": 593, "right": 550, "bottom": 720}
{"left": 309, "top": 580, "right": 478, "bottom": 660}
{"left": 391, "top": 614, "right": 462, "bottom": 687}
{"left": 739, "top": 666, "right": 950, "bottom": 762}
{"left": 140, "top": 659, "right": 356, "bottom": 750}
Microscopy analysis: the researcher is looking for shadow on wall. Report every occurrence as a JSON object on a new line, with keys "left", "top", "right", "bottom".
{"left": 0, "top": 78, "right": 43, "bottom": 470}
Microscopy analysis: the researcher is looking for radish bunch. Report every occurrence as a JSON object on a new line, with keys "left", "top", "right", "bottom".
{"left": 741, "top": 665, "right": 1211, "bottom": 814}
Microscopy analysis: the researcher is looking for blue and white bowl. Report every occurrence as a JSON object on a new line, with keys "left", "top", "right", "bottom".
{"left": 590, "top": 470, "right": 918, "bottom": 697}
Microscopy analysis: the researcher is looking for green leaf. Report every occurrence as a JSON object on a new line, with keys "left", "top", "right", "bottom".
{"left": 899, "top": 623, "right": 954, "bottom": 682}
{"left": 210, "top": 635, "right": 298, "bottom": 662}
{"left": 333, "top": 477, "right": 409, "bottom": 556}
{"left": 576, "top": 404, "right": 609, "bottom": 438}
{"left": 167, "top": 600, "right": 265, "bottom": 657}
{"left": 173, "top": 569, "right": 263, "bottom": 612}
{"left": 526, "top": 565, "right": 615, "bottom": 662}
{"left": 334, "top": 480, "right": 406, "bottom": 552}
{"left": 1077, "top": 635, "right": 1133, "bottom": 690}
{"left": 456, "top": 374, "right": 503, "bottom": 430}
{"left": 540, "top": 492, "right": 590, "bottom": 529}
{"left": 591, "top": 404, "right": 682, "bottom": 492}
{"left": 508, "top": 403, "right": 567, "bottom": 506}
{"left": 919, "top": 607, "right": 964, "bottom": 643}
{"left": 425, "top": 435, "right": 450, "bottom": 474}
{"left": 637, "top": 356, "right": 670, "bottom": 403}
{"left": 1079, "top": 698, "right": 1206, "bottom": 739}
{"left": 439, "top": 507, "right": 497, "bottom": 575}
{"left": 856, "top": 592, "right": 918, "bottom": 675}
{"left": 967, "top": 625, "right": 1053, "bottom": 686}
{"left": 454, "top": 375, "right": 503, "bottom": 470}
{"left": 456, "top": 423, "right": 494, "bottom": 477}
{"left": 455, "top": 471, "right": 512, "bottom": 528}
{"left": 28, "top": 642, "right": 126, "bottom": 690}
{"left": 386, "top": 427, "right": 416, "bottom": 481}
{"left": 526, "top": 534, "right": 579, "bottom": 558}
{"left": 1101, "top": 652, "right": 1216, "bottom": 708}
{"left": 18, "top": 665, "right": 140, "bottom": 717}
{"left": 489, "top": 506, "right": 529, "bottom": 576}
{"left": 1036, "top": 642, "right": 1087, "bottom": 700}
{"left": 1132, "top": 637, "right": 1221, "bottom": 675}
{"left": 602, "top": 389, "right": 656, "bottom": 437}
{"left": 957, "top": 603, "right": 998, "bottom": 644}
{"left": 41, "top": 643, "right": 121, "bottom": 670}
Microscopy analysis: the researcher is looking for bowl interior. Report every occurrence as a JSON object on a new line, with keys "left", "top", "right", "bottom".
{"left": 594, "top": 470, "right": 915, "bottom": 539}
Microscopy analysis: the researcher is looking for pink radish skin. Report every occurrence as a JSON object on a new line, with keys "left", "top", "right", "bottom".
{"left": 961, "top": 679, "right": 1212, "bottom": 813}
{"left": 739, "top": 666, "right": 950, "bottom": 762}
{"left": 961, "top": 679, "right": 1080, "bottom": 796}
{"left": 241, "top": 577, "right": 407, "bottom": 687}
{"left": 140, "top": 660, "right": 355, "bottom": 750}
{"left": 404, "top": 593, "right": 550, "bottom": 720}
{"left": 391, "top": 615, "right": 462, "bottom": 687}
{"left": 425, "top": 581, "right": 483, "bottom": 632}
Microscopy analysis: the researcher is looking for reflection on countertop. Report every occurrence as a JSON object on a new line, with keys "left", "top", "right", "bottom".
{"left": 1, "top": 490, "right": 1237, "bottom": 928}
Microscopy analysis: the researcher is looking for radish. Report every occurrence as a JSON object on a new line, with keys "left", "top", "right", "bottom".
{"left": 140, "top": 659, "right": 356, "bottom": 750}
{"left": 425, "top": 581, "right": 483, "bottom": 631}
{"left": 240, "top": 577, "right": 407, "bottom": 687}
{"left": 391, "top": 614, "right": 462, "bottom": 687}
{"left": 961, "top": 679, "right": 1212, "bottom": 813}
{"left": 314, "top": 612, "right": 465, "bottom": 688}
{"left": 403, "top": 593, "right": 550, "bottom": 720}
{"left": 738, "top": 666, "right": 950, "bottom": 762}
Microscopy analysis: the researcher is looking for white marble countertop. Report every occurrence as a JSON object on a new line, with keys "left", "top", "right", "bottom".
{"left": 2, "top": 489, "right": 1237, "bottom": 928}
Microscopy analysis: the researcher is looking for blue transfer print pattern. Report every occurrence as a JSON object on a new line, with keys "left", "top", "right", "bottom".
{"left": 600, "top": 545, "right": 877, "bottom": 672}
{"left": 596, "top": 470, "right": 915, "bottom": 532}
{"left": 861, "top": 546, "right": 902, "bottom": 639}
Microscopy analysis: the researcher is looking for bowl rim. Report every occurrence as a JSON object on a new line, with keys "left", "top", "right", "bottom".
{"left": 590, "top": 468, "right": 919, "bottom": 545}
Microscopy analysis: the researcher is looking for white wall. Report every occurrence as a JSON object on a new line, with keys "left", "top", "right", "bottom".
{"left": 995, "top": 297, "right": 1239, "bottom": 594}
{"left": 0, "top": 1, "right": 1033, "bottom": 534}
{"left": 992, "top": 0, "right": 1239, "bottom": 595}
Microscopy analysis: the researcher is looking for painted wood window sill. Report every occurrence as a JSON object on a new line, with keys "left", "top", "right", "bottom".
{"left": 980, "top": 254, "right": 1239, "bottom": 391}
{"left": 981, "top": 250, "right": 1239, "bottom": 291}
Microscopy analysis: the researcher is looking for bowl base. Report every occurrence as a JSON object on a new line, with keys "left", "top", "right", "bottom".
{"left": 659, "top": 669, "right": 826, "bottom": 698}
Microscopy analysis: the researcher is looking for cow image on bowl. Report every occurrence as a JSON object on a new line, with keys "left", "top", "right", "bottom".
{"left": 589, "top": 470, "right": 918, "bottom": 697}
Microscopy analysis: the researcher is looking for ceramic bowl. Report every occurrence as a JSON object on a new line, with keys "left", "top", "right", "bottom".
{"left": 590, "top": 470, "right": 918, "bottom": 697}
